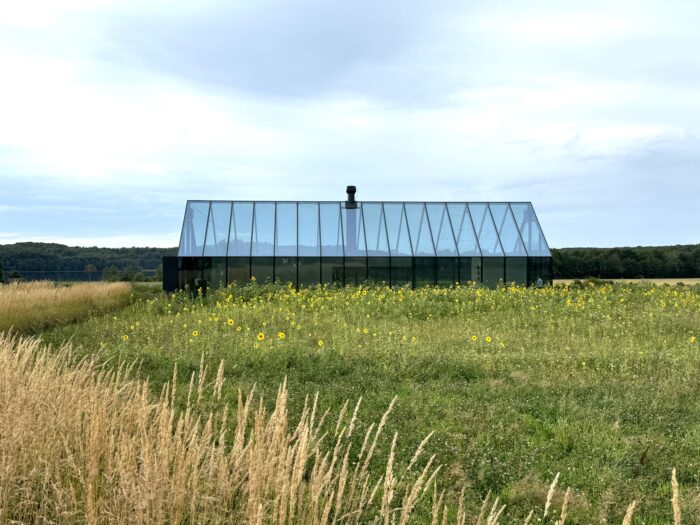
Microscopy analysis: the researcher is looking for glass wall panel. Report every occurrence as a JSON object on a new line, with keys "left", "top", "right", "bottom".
{"left": 298, "top": 257, "right": 321, "bottom": 287}
{"left": 482, "top": 257, "right": 504, "bottom": 288}
{"left": 367, "top": 257, "right": 390, "bottom": 284}
{"left": 228, "top": 202, "right": 254, "bottom": 256}
{"left": 298, "top": 203, "right": 320, "bottom": 256}
{"left": 203, "top": 257, "right": 227, "bottom": 289}
{"left": 405, "top": 203, "right": 436, "bottom": 256}
{"left": 275, "top": 203, "right": 297, "bottom": 256}
{"left": 203, "top": 202, "right": 232, "bottom": 256}
{"left": 414, "top": 257, "right": 437, "bottom": 286}
{"left": 447, "top": 204, "right": 481, "bottom": 256}
{"left": 489, "top": 203, "right": 527, "bottom": 256}
{"left": 383, "top": 203, "right": 412, "bottom": 256}
{"left": 321, "top": 257, "right": 344, "bottom": 285}
{"left": 390, "top": 257, "right": 412, "bottom": 287}
{"left": 468, "top": 204, "right": 503, "bottom": 256}
{"left": 178, "top": 201, "right": 210, "bottom": 256}
{"left": 178, "top": 257, "right": 202, "bottom": 291}
{"left": 505, "top": 257, "right": 527, "bottom": 285}
{"left": 459, "top": 257, "right": 481, "bottom": 284}
{"left": 342, "top": 205, "right": 367, "bottom": 256}
{"left": 436, "top": 257, "right": 458, "bottom": 286}
{"left": 251, "top": 257, "right": 274, "bottom": 283}
{"left": 227, "top": 257, "right": 250, "bottom": 285}
{"left": 362, "top": 203, "right": 390, "bottom": 256}
{"left": 426, "top": 204, "right": 458, "bottom": 256}
{"left": 344, "top": 257, "right": 367, "bottom": 285}
{"left": 510, "top": 203, "right": 551, "bottom": 256}
{"left": 528, "top": 257, "right": 552, "bottom": 286}
{"left": 320, "top": 203, "right": 344, "bottom": 257}
{"left": 275, "top": 257, "right": 297, "bottom": 285}
{"left": 251, "top": 203, "right": 275, "bottom": 256}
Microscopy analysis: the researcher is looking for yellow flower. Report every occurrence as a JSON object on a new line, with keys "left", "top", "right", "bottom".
{"left": 317, "top": 339, "right": 324, "bottom": 347}
{"left": 257, "top": 332, "right": 265, "bottom": 341}
{"left": 363, "top": 327, "right": 369, "bottom": 334}
{"left": 691, "top": 336, "right": 697, "bottom": 344}
{"left": 192, "top": 330, "right": 199, "bottom": 337}
{"left": 471, "top": 335, "right": 477, "bottom": 342}
{"left": 121, "top": 335, "right": 128, "bottom": 341}
{"left": 277, "top": 331, "right": 286, "bottom": 340}
{"left": 236, "top": 326, "right": 242, "bottom": 332}
{"left": 130, "top": 325, "right": 135, "bottom": 330}
{"left": 228, "top": 318, "right": 234, "bottom": 325}
{"left": 485, "top": 336, "right": 492, "bottom": 343}
{"left": 254, "top": 342, "right": 259, "bottom": 348}
{"left": 411, "top": 336, "right": 417, "bottom": 343}
{"left": 251, "top": 275, "right": 257, "bottom": 282}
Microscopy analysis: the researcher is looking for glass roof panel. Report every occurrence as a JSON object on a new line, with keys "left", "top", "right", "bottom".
{"left": 468, "top": 203, "right": 503, "bottom": 256}
{"left": 320, "top": 203, "right": 343, "bottom": 257}
{"left": 298, "top": 202, "right": 320, "bottom": 256}
{"left": 251, "top": 203, "right": 275, "bottom": 256}
{"left": 342, "top": 204, "right": 367, "bottom": 256}
{"left": 228, "top": 202, "right": 253, "bottom": 256}
{"left": 446, "top": 203, "right": 481, "bottom": 256}
{"left": 275, "top": 203, "right": 297, "bottom": 256}
{"left": 203, "top": 202, "right": 232, "bottom": 256}
{"left": 178, "top": 201, "right": 210, "bottom": 256}
{"left": 426, "top": 203, "right": 458, "bottom": 256}
{"left": 362, "top": 203, "right": 390, "bottom": 256}
{"left": 510, "top": 203, "right": 551, "bottom": 256}
{"left": 405, "top": 203, "right": 436, "bottom": 256}
{"left": 383, "top": 203, "right": 412, "bottom": 256}
{"left": 489, "top": 203, "right": 527, "bottom": 256}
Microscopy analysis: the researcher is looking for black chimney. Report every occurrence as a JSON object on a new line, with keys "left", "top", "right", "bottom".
{"left": 346, "top": 185, "right": 357, "bottom": 209}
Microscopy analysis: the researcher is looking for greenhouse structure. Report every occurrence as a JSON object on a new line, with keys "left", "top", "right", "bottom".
{"left": 162, "top": 187, "right": 552, "bottom": 292}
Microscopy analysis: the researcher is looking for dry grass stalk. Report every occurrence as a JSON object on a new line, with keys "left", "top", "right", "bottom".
{"left": 0, "top": 334, "right": 446, "bottom": 524}
{"left": 622, "top": 500, "right": 637, "bottom": 525}
{"left": 555, "top": 487, "right": 571, "bottom": 525}
{"left": 543, "top": 472, "right": 561, "bottom": 518}
{"left": 0, "top": 280, "right": 131, "bottom": 332}
{"left": 672, "top": 468, "right": 681, "bottom": 525}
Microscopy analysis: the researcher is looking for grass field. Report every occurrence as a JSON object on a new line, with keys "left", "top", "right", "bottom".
{"left": 16, "top": 280, "right": 694, "bottom": 523}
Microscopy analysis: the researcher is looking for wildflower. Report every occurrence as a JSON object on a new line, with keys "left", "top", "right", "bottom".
{"left": 471, "top": 335, "right": 477, "bottom": 342}
{"left": 277, "top": 331, "right": 286, "bottom": 340}
{"left": 254, "top": 342, "right": 259, "bottom": 349}
{"left": 121, "top": 335, "right": 128, "bottom": 341}
{"left": 691, "top": 336, "right": 697, "bottom": 344}
{"left": 363, "top": 327, "right": 369, "bottom": 334}
{"left": 130, "top": 325, "right": 135, "bottom": 330}
{"left": 227, "top": 318, "right": 234, "bottom": 325}
{"left": 236, "top": 326, "right": 242, "bottom": 332}
{"left": 257, "top": 332, "right": 265, "bottom": 341}
{"left": 411, "top": 336, "right": 417, "bottom": 343}
{"left": 251, "top": 275, "right": 257, "bottom": 282}
{"left": 485, "top": 336, "right": 492, "bottom": 343}
{"left": 192, "top": 330, "right": 199, "bottom": 337}
{"left": 318, "top": 339, "right": 324, "bottom": 347}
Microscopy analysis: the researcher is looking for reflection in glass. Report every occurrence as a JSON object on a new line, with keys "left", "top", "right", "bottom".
{"left": 344, "top": 257, "right": 367, "bottom": 285}
{"left": 298, "top": 203, "right": 320, "bottom": 256}
{"left": 343, "top": 205, "right": 367, "bottom": 256}
{"left": 251, "top": 257, "right": 274, "bottom": 283}
{"left": 383, "top": 203, "right": 412, "bottom": 256}
{"left": 414, "top": 257, "right": 437, "bottom": 286}
{"left": 482, "top": 257, "right": 504, "bottom": 288}
{"left": 203, "top": 202, "right": 232, "bottom": 256}
{"left": 405, "top": 203, "right": 436, "bottom": 256}
{"left": 362, "top": 203, "right": 390, "bottom": 256}
{"left": 321, "top": 257, "right": 344, "bottom": 285}
{"left": 510, "top": 203, "right": 551, "bottom": 256}
{"left": 179, "top": 202, "right": 210, "bottom": 256}
{"left": 367, "top": 257, "right": 390, "bottom": 284}
{"left": 320, "top": 203, "right": 343, "bottom": 257}
{"left": 275, "top": 257, "right": 297, "bottom": 285}
{"left": 252, "top": 203, "right": 275, "bottom": 256}
{"left": 468, "top": 204, "right": 503, "bottom": 256}
{"left": 228, "top": 202, "right": 254, "bottom": 256}
{"left": 299, "top": 257, "right": 321, "bottom": 286}
{"left": 505, "top": 257, "right": 527, "bottom": 285}
{"left": 391, "top": 257, "right": 412, "bottom": 287}
{"left": 489, "top": 204, "right": 527, "bottom": 256}
{"left": 447, "top": 204, "right": 481, "bottom": 256}
{"left": 227, "top": 257, "right": 250, "bottom": 285}
{"left": 275, "top": 203, "right": 297, "bottom": 256}
{"left": 426, "top": 204, "right": 458, "bottom": 256}
{"left": 436, "top": 257, "right": 458, "bottom": 286}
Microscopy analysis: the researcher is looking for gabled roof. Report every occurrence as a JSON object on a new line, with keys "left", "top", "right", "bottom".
{"left": 178, "top": 201, "right": 551, "bottom": 258}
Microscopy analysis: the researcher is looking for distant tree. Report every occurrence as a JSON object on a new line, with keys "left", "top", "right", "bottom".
{"left": 102, "top": 265, "right": 120, "bottom": 282}
{"left": 155, "top": 264, "right": 163, "bottom": 281}
{"left": 10, "top": 270, "right": 22, "bottom": 281}
{"left": 85, "top": 263, "right": 97, "bottom": 281}
{"left": 0, "top": 261, "right": 4, "bottom": 283}
{"left": 132, "top": 271, "right": 145, "bottom": 282}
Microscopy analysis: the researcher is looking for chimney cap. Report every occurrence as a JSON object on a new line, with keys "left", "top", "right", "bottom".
{"left": 345, "top": 185, "right": 357, "bottom": 208}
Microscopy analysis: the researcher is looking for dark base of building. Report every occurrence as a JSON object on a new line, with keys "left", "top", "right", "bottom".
{"left": 163, "top": 256, "right": 553, "bottom": 293}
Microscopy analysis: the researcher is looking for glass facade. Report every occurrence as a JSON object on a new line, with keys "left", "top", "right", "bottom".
{"left": 166, "top": 201, "right": 552, "bottom": 291}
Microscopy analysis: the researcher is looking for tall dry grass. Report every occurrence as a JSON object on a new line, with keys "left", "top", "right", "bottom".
{"left": 0, "top": 281, "right": 131, "bottom": 333}
{"left": 0, "top": 334, "right": 684, "bottom": 524}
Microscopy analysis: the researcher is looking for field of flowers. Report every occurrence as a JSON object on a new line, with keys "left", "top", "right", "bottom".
{"left": 37, "top": 281, "right": 700, "bottom": 523}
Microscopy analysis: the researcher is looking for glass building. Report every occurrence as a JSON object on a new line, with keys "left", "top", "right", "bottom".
{"left": 162, "top": 187, "right": 552, "bottom": 292}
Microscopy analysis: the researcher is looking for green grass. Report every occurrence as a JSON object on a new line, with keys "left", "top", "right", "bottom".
{"left": 40, "top": 282, "right": 700, "bottom": 523}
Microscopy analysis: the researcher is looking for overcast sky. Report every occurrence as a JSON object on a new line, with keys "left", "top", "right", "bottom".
{"left": 1, "top": 0, "right": 698, "bottom": 248}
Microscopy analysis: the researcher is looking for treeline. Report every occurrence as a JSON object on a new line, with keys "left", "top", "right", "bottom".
{"left": 552, "top": 244, "right": 700, "bottom": 279}
{"left": 0, "top": 243, "right": 177, "bottom": 282}
{"left": 1, "top": 242, "right": 699, "bottom": 282}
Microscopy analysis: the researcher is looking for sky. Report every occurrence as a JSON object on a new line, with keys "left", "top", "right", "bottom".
{"left": 0, "top": 0, "right": 698, "bottom": 249}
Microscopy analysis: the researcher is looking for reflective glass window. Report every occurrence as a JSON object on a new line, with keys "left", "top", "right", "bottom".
{"left": 489, "top": 203, "right": 527, "bottom": 256}
{"left": 321, "top": 257, "right": 343, "bottom": 285}
{"left": 362, "top": 203, "right": 389, "bottom": 256}
{"left": 405, "top": 203, "right": 436, "bottom": 256}
{"left": 383, "top": 203, "right": 412, "bottom": 256}
{"left": 227, "top": 257, "right": 249, "bottom": 285}
{"left": 468, "top": 204, "right": 503, "bottom": 256}
{"left": 228, "top": 202, "right": 254, "bottom": 256}
{"left": 343, "top": 205, "right": 367, "bottom": 256}
{"left": 275, "top": 203, "right": 297, "bottom": 256}
{"left": 298, "top": 257, "right": 320, "bottom": 286}
{"left": 203, "top": 202, "right": 232, "bottom": 256}
{"left": 251, "top": 203, "right": 275, "bottom": 256}
{"left": 390, "top": 257, "right": 412, "bottom": 287}
{"left": 436, "top": 257, "right": 458, "bottom": 286}
{"left": 320, "top": 203, "right": 344, "bottom": 257}
{"left": 367, "top": 257, "right": 390, "bottom": 284}
{"left": 414, "top": 257, "right": 437, "bottom": 286}
{"left": 505, "top": 257, "right": 527, "bottom": 285}
{"left": 459, "top": 257, "right": 480, "bottom": 284}
{"left": 203, "top": 257, "right": 227, "bottom": 289}
{"left": 275, "top": 257, "right": 297, "bottom": 285}
{"left": 178, "top": 201, "right": 210, "bottom": 256}
{"left": 426, "top": 204, "right": 458, "bottom": 256}
{"left": 482, "top": 257, "right": 504, "bottom": 288}
{"left": 510, "top": 203, "right": 551, "bottom": 256}
{"left": 447, "top": 204, "right": 481, "bottom": 256}
{"left": 298, "top": 203, "right": 320, "bottom": 256}
{"left": 251, "top": 257, "right": 274, "bottom": 283}
{"left": 344, "top": 257, "right": 367, "bottom": 285}
{"left": 178, "top": 257, "right": 202, "bottom": 291}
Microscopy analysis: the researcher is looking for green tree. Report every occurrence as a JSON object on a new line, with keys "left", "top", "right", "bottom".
{"left": 0, "top": 261, "right": 4, "bottom": 283}
{"left": 102, "top": 266, "right": 120, "bottom": 282}
{"left": 84, "top": 263, "right": 97, "bottom": 281}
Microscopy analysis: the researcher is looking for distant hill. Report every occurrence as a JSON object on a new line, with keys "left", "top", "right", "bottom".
{"left": 1, "top": 242, "right": 698, "bottom": 282}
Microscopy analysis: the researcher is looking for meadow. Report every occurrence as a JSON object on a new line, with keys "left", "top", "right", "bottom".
{"left": 1, "top": 280, "right": 699, "bottom": 522}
